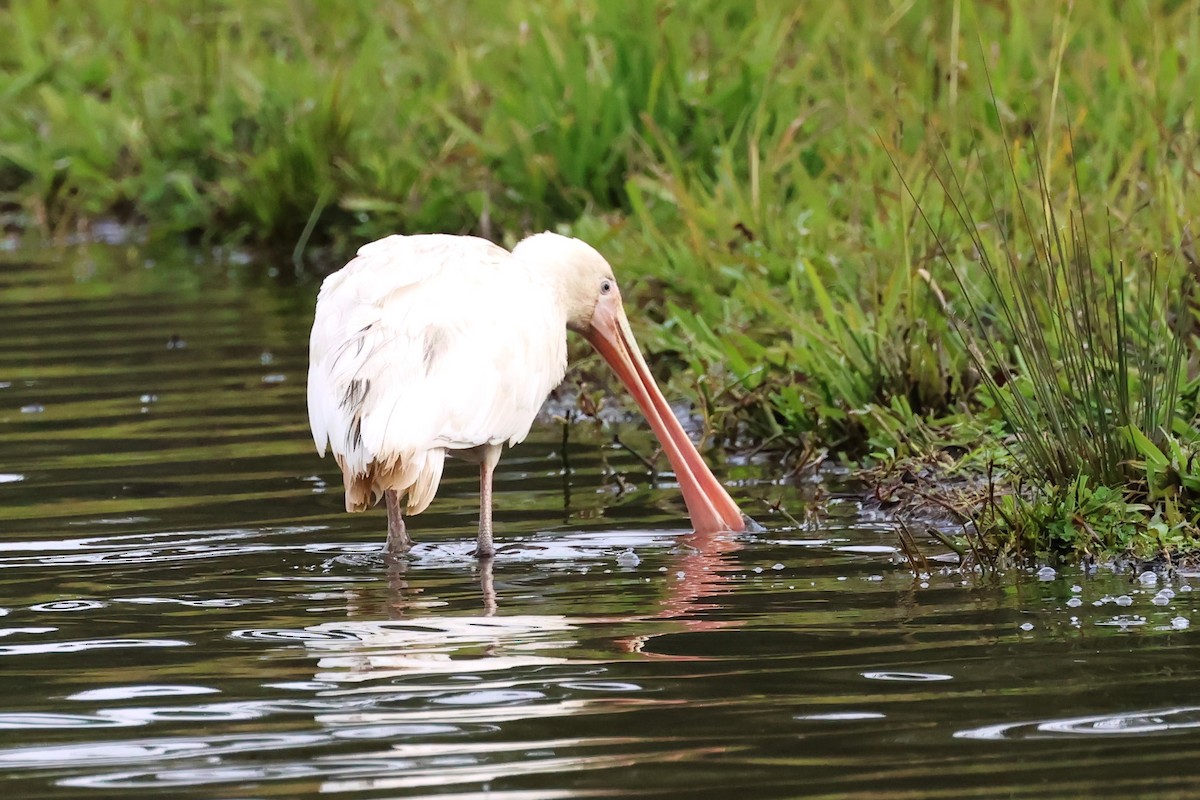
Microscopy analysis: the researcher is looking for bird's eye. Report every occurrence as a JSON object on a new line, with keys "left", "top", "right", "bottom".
{"left": 600, "top": 279, "right": 614, "bottom": 295}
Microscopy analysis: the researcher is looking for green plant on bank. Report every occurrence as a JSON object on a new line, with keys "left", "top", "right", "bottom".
{"left": 3, "top": 1, "right": 1200, "bottom": 558}
{"left": 902, "top": 99, "right": 1200, "bottom": 561}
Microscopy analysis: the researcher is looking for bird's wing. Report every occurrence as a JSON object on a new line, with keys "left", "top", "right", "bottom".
{"left": 307, "top": 235, "right": 567, "bottom": 478}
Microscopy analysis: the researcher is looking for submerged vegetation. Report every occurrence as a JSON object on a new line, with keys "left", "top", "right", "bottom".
{"left": 3, "top": 0, "right": 1199, "bottom": 561}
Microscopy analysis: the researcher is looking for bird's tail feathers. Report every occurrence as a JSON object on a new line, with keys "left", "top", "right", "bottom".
{"left": 342, "top": 468, "right": 374, "bottom": 513}
{"left": 405, "top": 449, "right": 445, "bottom": 515}
{"left": 339, "top": 449, "right": 445, "bottom": 516}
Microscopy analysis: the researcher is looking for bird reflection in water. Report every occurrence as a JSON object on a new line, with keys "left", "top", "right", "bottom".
{"left": 316, "top": 525, "right": 746, "bottom": 688}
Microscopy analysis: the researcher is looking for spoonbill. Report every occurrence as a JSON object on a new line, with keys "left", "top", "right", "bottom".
{"left": 307, "top": 232, "right": 747, "bottom": 557}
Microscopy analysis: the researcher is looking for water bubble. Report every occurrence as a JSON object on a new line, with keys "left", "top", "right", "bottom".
{"left": 1160, "top": 588, "right": 1177, "bottom": 600}
{"left": 1019, "top": 622, "right": 1034, "bottom": 631}
{"left": 772, "top": 563, "right": 785, "bottom": 571}
{"left": 1182, "top": 585, "right": 1193, "bottom": 593}
{"left": 20, "top": 404, "right": 44, "bottom": 414}
{"left": 615, "top": 549, "right": 640, "bottom": 568}
{"left": 1172, "top": 617, "right": 1190, "bottom": 630}
{"left": 1071, "top": 584, "right": 1083, "bottom": 593}
{"left": 1152, "top": 593, "right": 1171, "bottom": 606}
{"left": 1066, "top": 597, "right": 1082, "bottom": 608}
{"left": 1036, "top": 566, "right": 1056, "bottom": 581}
{"left": 1138, "top": 571, "right": 1159, "bottom": 586}
{"left": 139, "top": 394, "right": 158, "bottom": 404}
{"left": 1115, "top": 595, "right": 1134, "bottom": 606}
{"left": 752, "top": 566, "right": 764, "bottom": 574}
{"left": 261, "top": 374, "right": 286, "bottom": 384}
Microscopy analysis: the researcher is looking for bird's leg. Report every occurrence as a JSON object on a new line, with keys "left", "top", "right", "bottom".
{"left": 384, "top": 489, "right": 413, "bottom": 556}
{"left": 474, "top": 445, "right": 503, "bottom": 559}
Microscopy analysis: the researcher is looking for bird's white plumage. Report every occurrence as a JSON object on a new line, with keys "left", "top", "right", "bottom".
{"left": 307, "top": 234, "right": 569, "bottom": 514}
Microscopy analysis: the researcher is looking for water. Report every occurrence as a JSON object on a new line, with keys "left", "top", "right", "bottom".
{"left": 3, "top": 244, "right": 1200, "bottom": 798}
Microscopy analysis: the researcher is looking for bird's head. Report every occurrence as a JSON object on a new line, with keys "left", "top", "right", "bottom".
{"left": 512, "top": 231, "right": 747, "bottom": 535}
{"left": 512, "top": 231, "right": 620, "bottom": 334}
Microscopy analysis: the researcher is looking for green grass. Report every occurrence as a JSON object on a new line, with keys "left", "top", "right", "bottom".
{"left": 3, "top": 0, "right": 1199, "bottom": 559}
{"left": 897, "top": 109, "right": 1200, "bottom": 562}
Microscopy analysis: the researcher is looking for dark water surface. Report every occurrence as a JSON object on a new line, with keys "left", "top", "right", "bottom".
{"left": 2, "top": 244, "right": 1200, "bottom": 799}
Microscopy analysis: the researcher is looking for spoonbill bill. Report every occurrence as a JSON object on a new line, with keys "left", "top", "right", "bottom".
{"left": 307, "top": 232, "right": 747, "bottom": 557}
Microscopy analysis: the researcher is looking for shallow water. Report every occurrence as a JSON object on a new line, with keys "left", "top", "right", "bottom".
{"left": 2, "top": 244, "right": 1200, "bottom": 798}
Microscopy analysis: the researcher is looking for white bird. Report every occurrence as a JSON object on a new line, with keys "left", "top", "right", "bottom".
{"left": 307, "top": 232, "right": 747, "bottom": 557}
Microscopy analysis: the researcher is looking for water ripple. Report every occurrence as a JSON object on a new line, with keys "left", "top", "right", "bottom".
{"left": 68, "top": 685, "right": 219, "bottom": 702}
{"left": 0, "top": 526, "right": 324, "bottom": 569}
{"left": 29, "top": 600, "right": 105, "bottom": 612}
{"left": 0, "top": 627, "right": 56, "bottom": 638}
{"left": 0, "top": 638, "right": 190, "bottom": 656}
{"left": 794, "top": 711, "right": 887, "bottom": 721}
{"left": 560, "top": 681, "right": 642, "bottom": 692}
{"left": 0, "top": 713, "right": 134, "bottom": 730}
{"left": 0, "top": 697, "right": 396, "bottom": 732}
{"left": 956, "top": 706, "right": 1200, "bottom": 739}
{"left": 861, "top": 671, "right": 954, "bottom": 682}
{"left": 57, "top": 740, "right": 720, "bottom": 791}
{"left": 837, "top": 545, "right": 899, "bottom": 555}
{"left": 121, "top": 596, "right": 272, "bottom": 609}
{"left": 230, "top": 628, "right": 366, "bottom": 643}
{"left": 433, "top": 690, "right": 546, "bottom": 706}
{"left": 0, "top": 732, "right": 328, "bottom": 768}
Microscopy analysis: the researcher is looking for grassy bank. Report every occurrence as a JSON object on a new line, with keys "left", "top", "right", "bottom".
{"left": 3, "top": 0, "right": 1199, "bottom": 561}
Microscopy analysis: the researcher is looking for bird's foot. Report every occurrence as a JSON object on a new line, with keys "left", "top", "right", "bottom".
{"left": 384, "top": 531, "right": 414, "bottom": 562}
{"left": 472, "top": 526, "right": 496, "bottom": 559}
